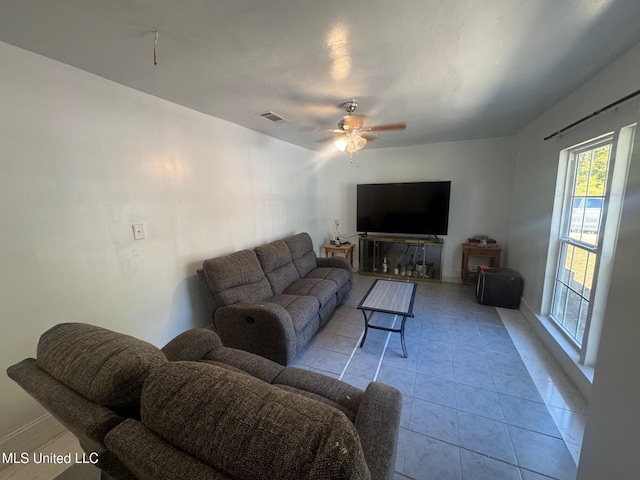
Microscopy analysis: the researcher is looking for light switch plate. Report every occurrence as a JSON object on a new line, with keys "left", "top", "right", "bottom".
{"left": 132, "top": 224, "right": 145, "bottom": 240}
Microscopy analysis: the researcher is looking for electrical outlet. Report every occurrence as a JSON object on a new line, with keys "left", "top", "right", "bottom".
{"left": 335, "top": 219, "right": 339, "bottom": 227}
{"left": 132, "top": 224, "right": 145, "bottom": 240}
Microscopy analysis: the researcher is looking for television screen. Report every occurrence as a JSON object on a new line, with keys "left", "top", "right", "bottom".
{"left": 357, "top": 181, "right": 451, "bottom": 236}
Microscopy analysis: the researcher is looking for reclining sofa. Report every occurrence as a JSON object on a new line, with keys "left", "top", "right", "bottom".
{"left": 197, "top": 232, "right": 352, "bottom": 365}
{"left": 7, "top": 323, "right": 401, "bottom": 480}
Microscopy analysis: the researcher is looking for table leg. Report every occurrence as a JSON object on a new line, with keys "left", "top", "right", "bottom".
{"left": 359, "top": 310, "right": 372, "bottom": 348}
{"left": 399, "top": 315, "right": 408, "bottom": 358}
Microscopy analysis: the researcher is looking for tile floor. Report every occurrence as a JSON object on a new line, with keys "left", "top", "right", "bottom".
{"left": 290, "top": 274, "right": 587, "bottom": 480}
{"left": 1, "top": 273, "right": 587, "bottom": 480}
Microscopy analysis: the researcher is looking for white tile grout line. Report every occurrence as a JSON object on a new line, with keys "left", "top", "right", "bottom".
{"left": 339, "top": 314, "right": 397, "bottom": 382}
{"left": 373, "top": 315, "right": 397, "bottom": 382}
{"left": 339, "top": 330, "right": 365, "bottom": 380}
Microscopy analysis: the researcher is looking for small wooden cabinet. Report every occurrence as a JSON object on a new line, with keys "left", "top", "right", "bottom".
{"left": 461, "top": 243, "right": 501, "bottom": 284}
{"left": 359, "top": 236, "right": 443, "bottom": 282}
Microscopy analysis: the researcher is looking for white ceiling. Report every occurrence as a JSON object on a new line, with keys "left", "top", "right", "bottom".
{"left": 2, "top": 0, "right": 640, "bottom": 151}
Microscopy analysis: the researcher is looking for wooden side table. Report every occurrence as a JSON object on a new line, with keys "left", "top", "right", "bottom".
{"left": 461, "top": 243, "right": 501, "bottom": 284}
{"left": 324, "top": 243, "right": 355, "bottom": 267}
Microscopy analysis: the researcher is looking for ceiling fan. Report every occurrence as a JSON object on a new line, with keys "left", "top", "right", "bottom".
{"left": 309, "top": 100, "right": 406, "bottom": 153}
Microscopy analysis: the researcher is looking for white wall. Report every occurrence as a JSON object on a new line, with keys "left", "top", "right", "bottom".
{"left": 0, "top": 41, "right": 322, "bottom": 453}
{"left": 506, "top": 41, "right": 640, "bottom": 479}
{"left": 323, "top": 137, "right": 516, "bottom": 282}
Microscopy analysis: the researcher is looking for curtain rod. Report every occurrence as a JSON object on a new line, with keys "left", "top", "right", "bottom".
{"left": 543, "top": 87, "right": 640, "bottom": 141}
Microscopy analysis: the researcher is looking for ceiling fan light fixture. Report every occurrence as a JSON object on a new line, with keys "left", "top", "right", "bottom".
{"left": 335, "top": 135, "right": 349, "bottom": 151}
{"left": 353, "top": 134, "right": 367, "bottom": 150}
{"left": 318, "top": 100, "right": 403, "bottom": 157}
{"left": 336, "top": 132, "right": 367, "bottom": 153}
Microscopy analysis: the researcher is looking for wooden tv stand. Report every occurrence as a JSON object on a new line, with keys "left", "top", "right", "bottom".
{"left": 358, "top": 235, "right": 443, "bottom": 283}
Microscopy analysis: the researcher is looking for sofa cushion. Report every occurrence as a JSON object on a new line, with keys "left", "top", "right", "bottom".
{"left": 202, "top": 250, "right": 273, "bottom": 307}
{"left": 141, "top": 362, "right": 371, "bottom": 480}
{"left": 284, "top": 278, "right": 336, "bottom": 308}
{"left": 284, "top": 233, "right": 318, "bottom": 278}
{"left": 254, "top": 240, "right": 300, "bottom": 294}
{"left": 305, "top": 266, "right": 351, "bottom": 289}
{"left": 269, "top": 294, "right": 319, "bottom": 334}
{"left": 36, "top": 323, "right": 167, "bottom": 411}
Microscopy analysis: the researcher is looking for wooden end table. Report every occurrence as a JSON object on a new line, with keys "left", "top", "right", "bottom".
{"left": 357, "top": 279, "right": 417, "bottom": 358}
{"left": 461, "top": 243, "right": 501, "bottom": 284}
{"left": 324, "top": 243, "right": 355, "bottom": 267}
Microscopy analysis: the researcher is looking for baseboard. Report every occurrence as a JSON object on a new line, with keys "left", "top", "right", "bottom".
{"left": 442, "top": 274, "right": 462, "bottom": 284}
{"left": 0, "top": 414, "right": 66, "bottom": 472}
{"left": 519, "top": 298, "right": 593, "bottom": 401}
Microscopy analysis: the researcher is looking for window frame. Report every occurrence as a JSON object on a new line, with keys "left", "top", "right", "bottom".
{"left": 544, "top": 125, "right": 635, "bottom": 367}
{"left": 550, "top": 134, "right": 613, "bottom": 348}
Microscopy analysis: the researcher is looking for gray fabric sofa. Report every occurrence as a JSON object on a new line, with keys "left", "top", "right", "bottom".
{"left": 7, "top": 323, "right": 401, "bottom": 480}
{"left": 6, "top": 323, "right": 163, "bottom": 480}
{"left": 197, "top": 232, "right": 352, "bottom": 365}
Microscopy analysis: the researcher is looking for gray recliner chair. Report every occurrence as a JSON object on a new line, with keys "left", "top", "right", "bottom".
{"left": 7, "top": 323, "right": 402, "bottom": 480}
{"left": 6, "top": 323, "right": 163, "bottom": 479}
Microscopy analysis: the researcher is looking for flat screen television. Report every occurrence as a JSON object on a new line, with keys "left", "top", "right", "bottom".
{"left": 357, "top": 181, "right": 451, "bottom": 236}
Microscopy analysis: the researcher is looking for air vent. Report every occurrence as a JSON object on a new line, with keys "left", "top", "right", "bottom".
{"left": 260, "top": 111, "right": 287, "bottom": 123}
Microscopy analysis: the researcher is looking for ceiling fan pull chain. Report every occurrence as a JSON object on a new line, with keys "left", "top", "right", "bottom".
{"left": 154, "top": 30, "right": 158, "bottom": 66}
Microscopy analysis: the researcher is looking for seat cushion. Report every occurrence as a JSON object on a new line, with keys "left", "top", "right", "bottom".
{"left": 305, "top": 267, "right": 351, "bottom": 289}
{"left": 269, "top": 294, "right": 319, "bottom": 334}
{"left": 141, "top": 362, "right": 371, "bottom": 480}
{"left": 202, "top": 250, "right": 273, "bottom": 307}
{"left": 36, "top": 323, "right": 167, "bottom": 411}
{"left": 283, "top": 233, "right": 318, "bottom": 278}
{"left": 283, "top": 278, "right": 337, "bottom": 308}
{"left": 254, "top": 240, "right": 300, "bottom": 294}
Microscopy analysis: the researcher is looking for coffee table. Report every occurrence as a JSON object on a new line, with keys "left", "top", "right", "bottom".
{"left": 357, "top": 279, "right": 417, "bottom": 358}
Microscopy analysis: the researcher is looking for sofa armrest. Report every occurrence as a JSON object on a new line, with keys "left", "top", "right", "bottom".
{"left": 105, "top": 419, "right": 222, "bottom": 480}
{"left": 196, "top": 268, "right": 219, "bottom": 314}
{"left": 354, "top": 382, "right": 402, "bottom": 480}
{"left": 316, "top": 255, "right": 352, "bottom": 272}
{"left": 161, "top": 328, "right": 223, "bottom": 362}
{"left": 214, "top": 302, "right": 297, "bottom": 365}
{"left": 7, "top": 359, "right": 125, "bottom": 453}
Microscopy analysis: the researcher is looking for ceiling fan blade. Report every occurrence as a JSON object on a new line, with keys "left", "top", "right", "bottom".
{"left": 362, "top": 122, "right": 406, "bottom": 132}
{"left": 316, "top": 135, "right": 342, "bottom": 143}
{"left": 301, "top": 126, "right": 343, "bottom": 133}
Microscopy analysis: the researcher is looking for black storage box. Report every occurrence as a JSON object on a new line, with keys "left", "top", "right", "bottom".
{"left": 476, "top": 267, "right": 523, "bottom": 309}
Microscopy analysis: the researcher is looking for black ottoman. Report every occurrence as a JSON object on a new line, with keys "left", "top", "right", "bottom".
{"left": 476, "top": 267, "right": 523, "bottom": 309}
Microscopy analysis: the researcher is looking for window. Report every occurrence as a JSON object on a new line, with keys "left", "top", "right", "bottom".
{"left": 547, "top": 125, "right": 634, "bottom": 366}
{"left": 551, "top": 138, "right": 611, "bottom": 345}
